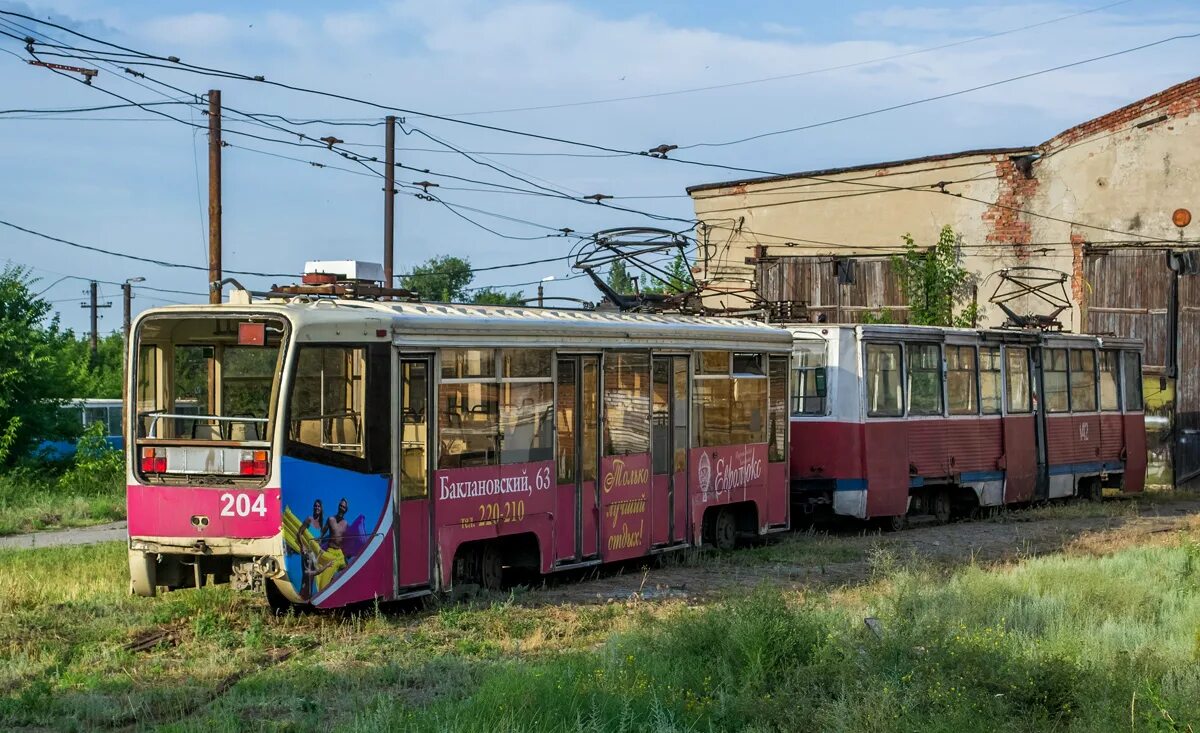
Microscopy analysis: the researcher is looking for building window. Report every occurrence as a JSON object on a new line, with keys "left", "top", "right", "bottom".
{"left": 907, "top": 343, "right": 942, "bottom": 416}
{"left": 1005, "top": 347, "right": 1031, "bottom": 414}
{"left": 946, "top": 345, "right": 977, "bottom": 415}
{"left": 980, "top": 347, "right": 1002, "bottom": 414}
{"left": 865, "top": 343, "right": 903, "bottom": 417}
{"left": 1099, "top": 351, "right": 1120, "bottom": 411}
{"left": 791, "top": 342, "right": 827, "bottom": 416}
{"left": 1123, "top": 352, "right": 1143, "bottom": 411}
{"left": 1045, "top": 348, "right": 1070, "bottom": 413}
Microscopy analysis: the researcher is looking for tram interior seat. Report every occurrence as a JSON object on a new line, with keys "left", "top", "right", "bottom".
{"left": 192, "top": 421, "right": 222, "bottom": 441}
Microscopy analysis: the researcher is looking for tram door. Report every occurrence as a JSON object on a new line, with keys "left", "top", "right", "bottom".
{"left": 1030, "top": 347, "right": 1050, "bottom": 501}
{"left": 555, "top": 356, "right": 601, "bottom": 562}
{"left": 395, "top": 356, "right": 433, "bottom": 589}
{"left": 651, "top": 356, "right": 689, "bottom": 546}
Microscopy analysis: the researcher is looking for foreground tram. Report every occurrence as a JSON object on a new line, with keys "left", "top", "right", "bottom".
{"left": 126, "top": 293, "right": 791, "bottom": 608}
{"left": 787, "top": 324, "right": 1147, "bottom": 526}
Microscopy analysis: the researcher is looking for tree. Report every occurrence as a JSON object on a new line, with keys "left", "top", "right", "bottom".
{"left": 470, "top": 287, "right": 524, "bottom": 305}
{"left": 0, "top": 266, "right": 85, "bottom": 461}
{"left": 606, "top": 260, "right": 636, "bottom": 294}
{"left": 398, "top": 255, "right": 473, "bottom": 301}
{"left": 399, "top": 255, "right": 522, "bottom": 304}
{"left": 891, "top": 225, "right": 979, "bottom": 327}
{"left": 640, "top": 251, "right": 692, "bottom": 295}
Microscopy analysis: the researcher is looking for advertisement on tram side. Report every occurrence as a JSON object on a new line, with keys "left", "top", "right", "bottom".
{"left": 600, "top": 452, "right": 652, "bottom": 561}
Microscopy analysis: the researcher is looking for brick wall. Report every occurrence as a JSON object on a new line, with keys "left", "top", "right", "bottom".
{"left": 982, "top": 156, "right": 1037, "bottom": 258}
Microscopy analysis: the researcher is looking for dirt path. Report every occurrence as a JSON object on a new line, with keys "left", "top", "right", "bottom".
{"left": 0, "top": 520, "right": 127, "bottom": 550}
{"left": 528, "top": 497, "right": 1200, "bottom": 606}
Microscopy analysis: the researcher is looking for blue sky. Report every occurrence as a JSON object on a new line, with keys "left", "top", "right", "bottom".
{"left": 1, "top": 0, "right": 1197, "bottom": 332}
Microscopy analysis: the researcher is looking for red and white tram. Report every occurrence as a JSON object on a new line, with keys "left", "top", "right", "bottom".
{"left": 788, "top": 325, "right": 1146, "bottom": 526}
{"left": 126, "top": 294, "right": 791, "bottom": 608}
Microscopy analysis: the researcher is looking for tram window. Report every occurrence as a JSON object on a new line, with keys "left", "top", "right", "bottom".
{"left": 399, "top": 361, "right": 428, "bottom": 499}
{"left": 136, "top": 345, "right": 161, "bottom": 434}
{"left": 652, "top": 360, "right": 671, "bottom": 475}
{"left": 603, "top": 352, "right": 650, "bottom": 456}
{"left": 907, "top": 344, "right": 942, "bottom": 416}
{"left": 501, "top": 349, "right": 552, "bottom": 379}
{"left": 1069, "top": 350, "right": 1097, "bottom": 412}
{"left": 694, "top": 376, "right": 731, "bottom": 446}
{"left": 1123, "top": 352, "right": 1143, "bottom": 411}
{"left": 768, "top": 356, "right": 788, "bottom": 462}
{"left": 222, "top": 347, "right": 279, "bottom": 434}
{"left": 733, "top": 353, "right": 764, "bottom": 376}
{"left": 441, "top": 349, "right": 495, "bottom": 380}
{"left": 581, "top": 359, "right": 600, "bottom": 482}
{"left": 731, "top": 376, "right": 768, "bottom": 444}
{"left": 1005, "top": 347, "right": 1032, "bottom": 413}
{"left": 499, "top": 382, "right": 553, "bottom": 464}
{"left": 1099, "top": 351, "right": 1120, "bottom": 411}
{"left": 556, "top": 361, "right": 576, "bottom": 485}
{"left": 673, "top": 358, "right": 688, "bottom": 474}
{"left": 791, "top": 342, "right": 827, "bottom": 416}
{"left": 1044, "top": 348, "right": 1070, "bottom": 413}
{"left": 174, "top": 345, "right": 213, "bottom": 416}
{"left": 980, "top": 347, "right": 1001, "bottom": 414}
{"left": 698, "top": 351, "right": 729, "bottom": 375}
{"left": 439, "top": 382, "right": 499, "bottom": 469}
{"left": 946, "top": 345, "right": 978, "bottom": 415}
{"left": 288, "top": 346, "right": 369, "bottom": 462}
{"left": 865, "top": 344, "right": 903, "bottom": 417}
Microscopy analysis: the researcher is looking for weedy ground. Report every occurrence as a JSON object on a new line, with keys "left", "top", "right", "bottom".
{"left": 1, "top": 494, "right": 1198, "bottom": 732}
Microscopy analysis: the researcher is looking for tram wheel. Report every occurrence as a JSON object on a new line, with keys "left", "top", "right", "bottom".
{"left": 711, "top": 508, "right": 738, "bottom": 551}
{"left": 129, "top": 550, "right": 157, "bottom": 597}
{"left": 932, "top": 490, "right": 952, "bottom": 524}
{"left": 883, "top": 513, "right": 909, "bottom": 532}
{"left": 479, "top": 546, "right": 504, "bottom": 591}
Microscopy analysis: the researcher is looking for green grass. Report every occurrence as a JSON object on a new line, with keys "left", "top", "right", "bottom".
{"left": 2, "top": 517, "right": 1199, "bottom": 732}
{"left": 0, "top": 465, "right": 125, "bottom": 536}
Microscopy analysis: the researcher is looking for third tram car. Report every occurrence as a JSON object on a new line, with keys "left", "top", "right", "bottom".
{"left": 126, "top": 292, "right": 791, "bottom": 609}
{"left": 787, "top": 324, "right": 1146, "bottom": 527}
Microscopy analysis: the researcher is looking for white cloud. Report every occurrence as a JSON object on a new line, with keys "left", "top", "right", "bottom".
{"left": 139, "top": 12, "right": 239, "bottom": 46}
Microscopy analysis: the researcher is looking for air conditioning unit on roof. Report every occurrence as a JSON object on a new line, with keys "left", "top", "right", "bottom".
{"left": 303, "top": 260, "right": 385, "bottom": 284}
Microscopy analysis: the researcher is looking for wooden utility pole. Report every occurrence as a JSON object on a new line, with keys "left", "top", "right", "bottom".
{"left": 80, "top": 281, "right": 111, "bottom": 358}
{"left": 384, "top": 115, "right": 396, "bottom": 287}
{"left": 208, "top": 89, "right": 222, "bottom": 304}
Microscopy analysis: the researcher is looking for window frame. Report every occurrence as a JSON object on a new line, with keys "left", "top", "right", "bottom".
{"left": 1044, "top": 347, "right": 1071, "bottom": 414}
{"left": 1068, "top": 348, "right": 1098, "bottom": 413}
{"left": 980, "top": 346, "right": 1002, "bottom": 415}
{"left": 1122, "top": 351, "right": 1144, "bottom": 412}
{"left": 1003, "top": 346, "right": 1032, "bottom": 415}
{"left": 284, "top": 342, "right": 390, "bottom": 474}
{"left": 946, "top": 344, "right": 979, "bottom": 416}
{"left": 1099, "top": 350, "right": 1121, "bottom": 412}
{"left": 864, "top": 342, "right": 904, "bottom": 418}
{"left": 906, "top": 342, "right": 944, "bottom": 417}
{"left": 790, "top": 341, "right": 828, "bottom": 417}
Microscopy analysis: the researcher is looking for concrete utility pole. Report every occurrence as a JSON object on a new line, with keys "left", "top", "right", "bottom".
{"left": 384, "top": 115, "right": 396, "bottom": 288}
{"left": 80, "top": 281, "right": 111, "bottom": 357}
{"left": 208, "top": 89, "right": 222, "bottom": 304}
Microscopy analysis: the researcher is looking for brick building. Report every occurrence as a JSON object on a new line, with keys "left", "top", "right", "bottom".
{"left": 687, "top": 76, "right": 1200, "bottom": 484}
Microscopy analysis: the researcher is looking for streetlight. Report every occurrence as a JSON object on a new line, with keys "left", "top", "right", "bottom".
{"left": 537, "top": 275, "right": 555, "bottom": 308}
{"left": 122, "top": 277, "right": 145, "bottom": 341}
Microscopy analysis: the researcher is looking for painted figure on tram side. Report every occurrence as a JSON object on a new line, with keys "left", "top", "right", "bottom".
{"left": 314, "top": 497, "right": 350, "bottom": 591}
{"left": 296, "top": 499, "right": 325, "bottom": 599}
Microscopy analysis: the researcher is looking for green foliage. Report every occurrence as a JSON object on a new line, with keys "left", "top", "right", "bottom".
{"left": 892, "top": 225, "right": 980, "bottom": 327}
{"left": 56, "top": 422, "right": 124, "bottom": 498}
{"left": 469, "top": 287, "right": 525, "bottom": 306}
{"left": 640, "top": 251, "right": 692, "bottom": 295}
{"left": 605, "top": 260, "right": 636, "bottom": 294}
{"left": 0, "top": 266, "right": 92, "bottom": 460}
{"left": 399, "top": 255, "right": 524, "bottom": 304}
{"left": 399, "top": 255, "right": 474, "bottom": 301}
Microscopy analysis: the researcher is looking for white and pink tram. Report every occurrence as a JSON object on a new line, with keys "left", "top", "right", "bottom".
{"left": 787, "top": 324, "right": 1146, "bottom": 526}
{"left": 125, "top": 288, "right": 792, "bottom": 609}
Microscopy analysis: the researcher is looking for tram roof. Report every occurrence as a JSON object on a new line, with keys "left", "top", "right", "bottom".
{"left": 136, "top": 299, "right": 793, "bottom": 350}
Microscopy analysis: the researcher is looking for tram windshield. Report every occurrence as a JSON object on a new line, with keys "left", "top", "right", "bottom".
{"left": 133, "top": 316, "right": 287, "bottom": 452}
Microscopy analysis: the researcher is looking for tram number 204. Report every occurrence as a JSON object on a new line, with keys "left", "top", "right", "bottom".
{"left": 219, "top": 492, "right": 268, "bottom": 518}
